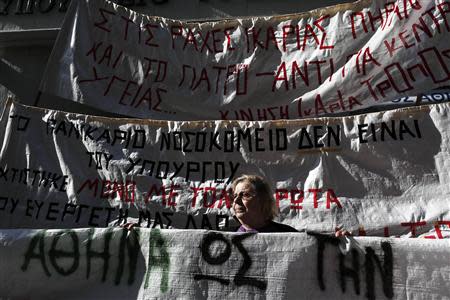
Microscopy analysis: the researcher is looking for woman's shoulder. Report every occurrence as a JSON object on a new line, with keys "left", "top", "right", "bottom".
{"left": 259, "top": 221, "right": 298, "bottom": 233}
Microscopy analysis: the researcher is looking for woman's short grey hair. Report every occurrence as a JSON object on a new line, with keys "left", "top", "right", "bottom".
{"left": 231, "top": 174, "right": 278, "bottom": 220}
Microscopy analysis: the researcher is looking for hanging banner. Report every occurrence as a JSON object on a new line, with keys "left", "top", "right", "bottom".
{"left": 1, "top": 228, "right": 449, "bottom": 299}
{"left": 0, "top": 0, "right": 350, "bottom": 32}
{"left": 38, "top": 0, "right": 450, "bottom": 120}
{"left": 1, "top": 99, "right": 449, "bottom": 236}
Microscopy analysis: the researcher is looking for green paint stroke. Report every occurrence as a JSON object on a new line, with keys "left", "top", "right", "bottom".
{"left": 86, "top": 228, "right": 113, "bottom": 282}
{"left": 144, "top": 229, "right": 170, "bottom": 292}
{"left": 21, "top": 229, "right": 80, "bottom": 277}
{"left": 115, "top": 228, "right": 140, "bottom": 286}
{"left": 48, "top": 230, "right": 80, "bottom": 276}
{"left": 21, "top": 230, "right": 51, "bottom": 276}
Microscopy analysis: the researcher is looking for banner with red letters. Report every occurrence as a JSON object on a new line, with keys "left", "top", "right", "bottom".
{"left": 39, "top": 0, "right": 450, "bottom": 120}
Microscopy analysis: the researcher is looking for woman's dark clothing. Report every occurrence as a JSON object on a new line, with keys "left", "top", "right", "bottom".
{"left": 237, "top": 220, "right": 298, "bottom": 233}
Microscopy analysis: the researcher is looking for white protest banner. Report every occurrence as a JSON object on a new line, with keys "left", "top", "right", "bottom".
{"left": 1, "top": 98, "right": 450, "bottom": 236}
{"left": 38, "top": 0, "right": 450, "bottom": 120}
{"left": 1, "top": 228, "right": 449, "bottom": 299}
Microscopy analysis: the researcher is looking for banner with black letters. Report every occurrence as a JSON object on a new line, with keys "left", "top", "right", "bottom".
{"left": 0, "top": 98, "right": 449, "bottom": 237}
{"left": 0, "top": 228, "right": 449, "bottom": 299}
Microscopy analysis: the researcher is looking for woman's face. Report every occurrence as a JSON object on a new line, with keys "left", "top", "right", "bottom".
{"left": 232, "top": 181, "right": 265, "bottom": 225}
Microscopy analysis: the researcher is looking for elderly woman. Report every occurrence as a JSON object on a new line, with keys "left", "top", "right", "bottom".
{"left": 231, "top": 174, "right": 298, "bottom": 232}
